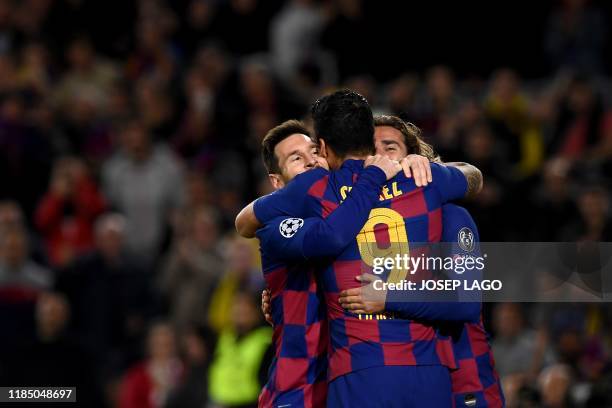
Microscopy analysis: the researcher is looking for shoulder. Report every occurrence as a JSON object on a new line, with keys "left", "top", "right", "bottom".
{"left": 290, "top": 167, "right": 329, "bottom": 188}
{"left": 441, "top": 204, "right": 479, "bottom": 244}
{"left": 442, "top": 203, "right": 473, "bottom": 222}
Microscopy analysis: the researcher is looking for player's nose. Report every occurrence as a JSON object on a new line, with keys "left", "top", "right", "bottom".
{"left": 305, "top": 155, "right": 318, "bottom": 168}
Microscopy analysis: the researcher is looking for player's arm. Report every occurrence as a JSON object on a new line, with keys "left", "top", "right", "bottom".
{"left": 257, "top": 158, "right": 401, "bottom": 260}
{"left": 444, "top": 162, "right": 483, "bottom": 198}
{"left": 235, "top": 202, "right": 259, "bottom": 239}
{"left": 429, "top": 162, "right": 482, "bottom": 202}
{"left": 339, "top": 274, "right": 480, "bottom": 323}
{"left": 235, "top": 167, "right": 329, "bottom": 238}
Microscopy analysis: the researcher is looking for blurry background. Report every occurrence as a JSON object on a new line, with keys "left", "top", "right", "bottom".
{"left": 0, "top": 0, "right": 611, "bottom": 407}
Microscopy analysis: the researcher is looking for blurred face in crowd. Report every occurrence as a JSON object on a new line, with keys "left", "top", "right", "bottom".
{"left": 0, "top": 201, "right": 23, "bottom": 230}
{"left": 182, "top": 329, "right": 208, "bottom": 365}
{"left": 388, "top": 74, "right": 417, "bottom": 111}
{"left": 493, "top": 303, "right": 524, "bottom": 339}
{"left": 374, "top": 126, "right": 408, "bottom": 161}
{"left": 67, "top": 39, "right": 94, "bottom": 71}
{"left": 231, "top": 292, "right": 261, "bottom": 335}
{"left": 95, "top": 215, "right": 125, "bottom": 261}
{"left": 51, "top": 157, "right": 87, "bottom": 197}
{"left": 241, "top": 63, "right": 274, "bottom": 106}
{"left": 270, "top": 133, "right": 327, "bottom": 189}
{"left": 138, "top": 19, "right": 164, "bottom": 52}
{"left": 490, "top": 69, "right": 519, "bottom": 103}
{"left": 0, "top": 227, "right": 28, "bottom": 268}
{"left": 427, "top": 66, "right": 454, "bottom": 103}
{"left": 465, "top": 124, "right": 494, "bottom": 161}
{"left": 192, "top": 208, "right": 219, "bottom": 250}
{"left": 121, "top": 121, "right": 151, "bottom": 162}
{"left": 538, "top": 365, "right": 571, "bottom": 408}
{"left": 186, "top": 171, "right": 212, "bottom": 207}
{"left": 147, "top": 323, "right": 177, "bottom": 362}
{"left": 36, "top": 293, "right": 70, "bottom": 341}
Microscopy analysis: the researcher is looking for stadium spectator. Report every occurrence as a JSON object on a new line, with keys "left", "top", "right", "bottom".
{"left": 119, "top": 321, "right": 184, "bottom": 408}
{"left": 0, "top": 225, "right": 52, "bottom": 293}
{"left": 561, "top": 186, "right": 612, "bottom": 241}
{"left": 208, "top": 291, "right": 272, "bottom": 408}
{"left": 53, "top": 37, "right": 119, "bottom": 121}
{"left": 102, "top": 118, "right": 184, "bottom": 265}
{"left": 165, "top": 325, "right": 215, "bottom": 408}
{"left": 158, "top": 206, "right": 223, "bottom": 329}
{"left": 545, "top": 0, "right": 607, "bottom": 74}
{"left": 56, "top": 213, "right": 151, "bottom": 380}
{"left": 208, "top": 234, "right": 263, "bottom": 333}
{"left": 485, "top": 68, "right": 544, "bottom": 178}
{"left": 492, "top": 303, "right": 540, "bottom": 379}
{"left": 549, "top": 75, "right": 612, "bottom": 163}
{"left": 35, "top": 157, "right": 106, "bottom": 267}
{"left": 3, "top": 292, "right": 103, "bottom": 407}
{"left": 270, "top": 0, "right": 325, "bottom": 83}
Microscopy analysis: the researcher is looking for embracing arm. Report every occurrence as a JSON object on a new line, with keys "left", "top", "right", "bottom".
{"left": 235, "top": 202, "right": 259, "bottom": 239}
{"left": 258, "top": 165, "right": 391, "bottom": 260}
{"left": 445, "top": 162, "right": 483, "bottom": 198}
{"left": 339, "top": 274, "right": 480, "bottom": 323}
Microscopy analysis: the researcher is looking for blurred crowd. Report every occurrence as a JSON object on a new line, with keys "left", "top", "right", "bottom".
{"left": 0, "top": 0, "right": 611, "bottom": 407}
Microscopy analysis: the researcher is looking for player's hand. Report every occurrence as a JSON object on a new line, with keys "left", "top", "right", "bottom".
{"left": 400, "top": 154, "right": 432, "bottom": 187}
{"left": 364, "top": 154, "right": 402, "bottom": 180}
{"left": 261, "top": 289, "right": 273, "bottom": 326}
{"left": 338, "top": 274, "right": 386, "bottom": 315}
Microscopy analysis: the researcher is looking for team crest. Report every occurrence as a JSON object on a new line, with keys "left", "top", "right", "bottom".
{"left": 458, "top": 227, "right": 475, "bottom": 252}
{"left": 279, "top": 218, "right": 304, "bottom": 238}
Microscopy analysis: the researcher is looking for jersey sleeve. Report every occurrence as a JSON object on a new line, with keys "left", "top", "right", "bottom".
{"left": 441, "top": 204, "right": 483, "bottom": 305}
{"left": 256, "top": 166, "right": 387, "bottom": 260}
{"left": 253, "top": 167, "right": 329, "bottom": 224}
{"left": 384, "top": 204, "right": 481, "bottom": 322}
{"left": 430, "top": 163, "right": 468, "bottom": 203}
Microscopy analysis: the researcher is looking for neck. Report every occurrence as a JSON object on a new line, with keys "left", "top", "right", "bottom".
{"left": 326, "top": 151, "right": 368, "bottom": 169}
{"left": 344, "top": 153, "right": 368, "bottom": 160}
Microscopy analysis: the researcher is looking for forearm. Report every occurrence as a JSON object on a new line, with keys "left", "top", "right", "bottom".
{"left": 300, "top": 166, "right": 386, "bottom": 258}
{"left": 445, "top": 162, "right": 483, "bottom": 198}
{"left": 385, "top": 300, "right": 481, "bottom": 323}
{"left": 235, "top": 202, "right": 260, "bottom": 238}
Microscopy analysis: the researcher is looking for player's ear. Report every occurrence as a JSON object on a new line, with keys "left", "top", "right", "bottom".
{"left": 318, "top": 139, "right": 328, "bottom": 158}
{"left": 268, "top": 173, "right": 284, "bottom": 190}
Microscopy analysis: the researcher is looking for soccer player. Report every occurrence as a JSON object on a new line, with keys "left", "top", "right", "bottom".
{"left": 338, "top": 114, "right": 505, "bottom": 407}
{"left": 236, "top": 90, "right": 483, "bottom": 406}
{"left": 253, "top": 119, "right": 405, "bottom": 407}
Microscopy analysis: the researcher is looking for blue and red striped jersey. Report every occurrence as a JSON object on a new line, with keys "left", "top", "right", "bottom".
{"left": 440, "top": 204, "right": 505, "bottom": 408}
{"left": 254, "top": 160, "right": 468, "bottom": 381}
{"left": 256, "top": 166, "right": 387, "bottom": 407}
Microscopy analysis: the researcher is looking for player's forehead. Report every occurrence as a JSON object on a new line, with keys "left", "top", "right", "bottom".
{"left": 374, "top": 126, "right": 404, "bottom": 145}
{"left": 274, "top": 133, "right": 315, "bottom": 158}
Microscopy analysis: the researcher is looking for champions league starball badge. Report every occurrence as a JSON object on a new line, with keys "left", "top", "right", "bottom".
{"left": 279, "top": 218, "right": 304, "bottom": 238}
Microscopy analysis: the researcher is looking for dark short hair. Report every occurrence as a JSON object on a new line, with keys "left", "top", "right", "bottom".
{"left": 261, "top": 120, "right": 310, "bottom": 174}
{"left": 310, "top": 89, "right": 374, "bottom": 158}
{"left": 374, "top": 115, "right": 440, "bottom": 162}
